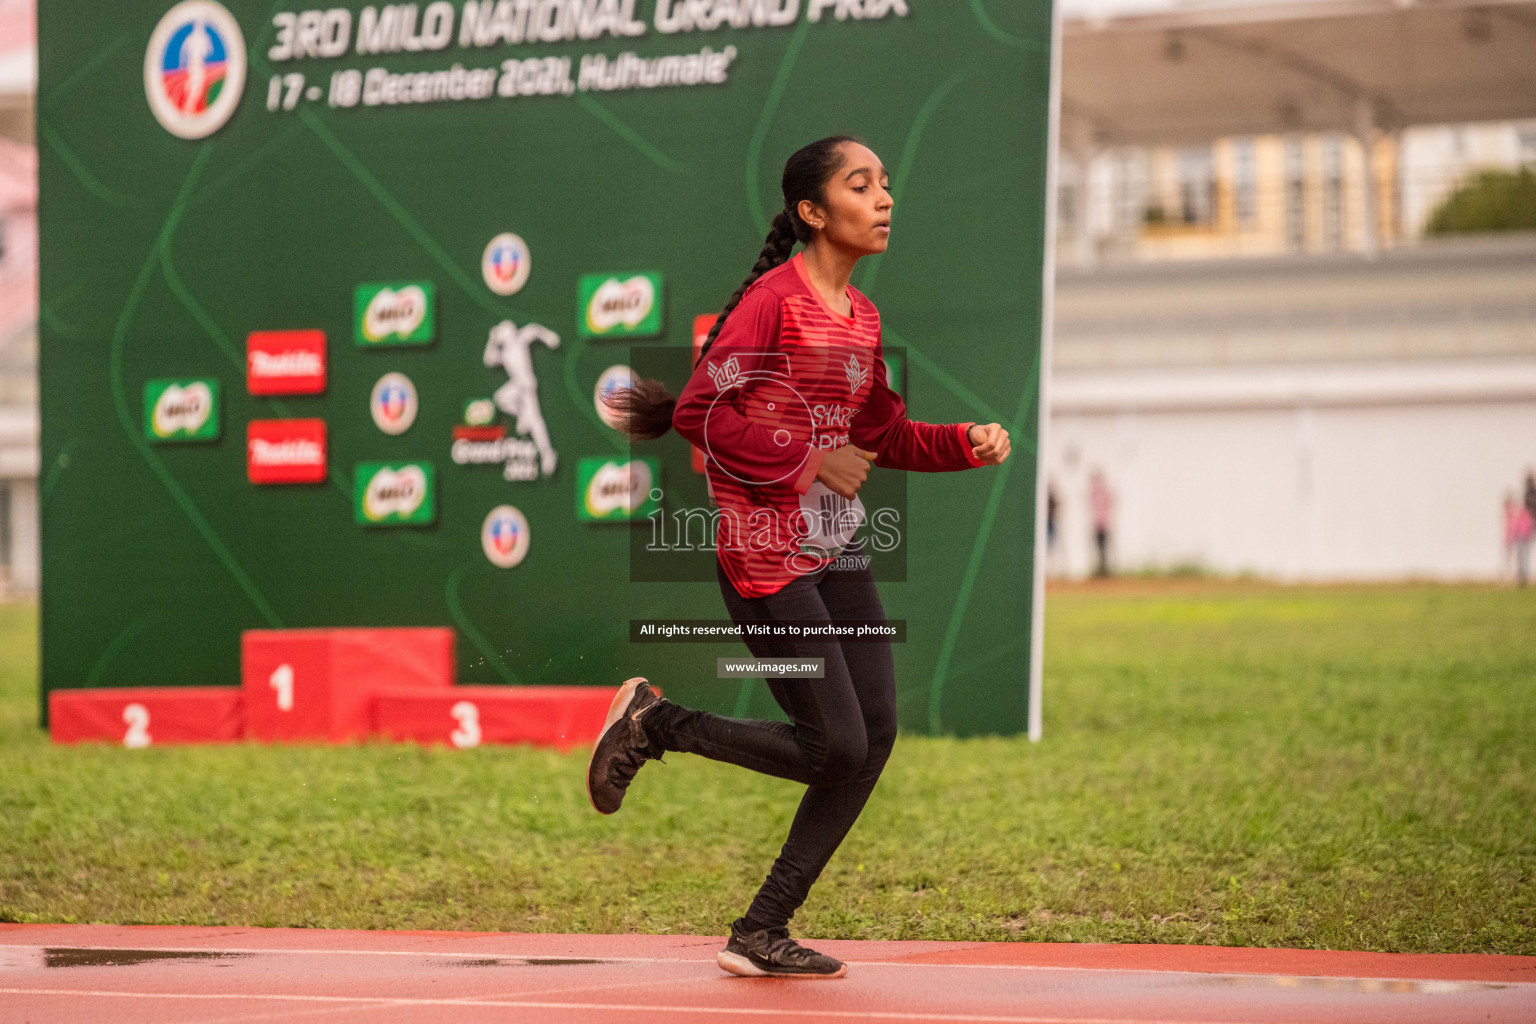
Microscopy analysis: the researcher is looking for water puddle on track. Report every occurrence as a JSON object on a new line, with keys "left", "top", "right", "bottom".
{"left": 42, "top": 947, "right": 250, "bottom": 969}
{"left": 1199, "top": 973, "right": 1508, "bottom": 995}
{"left": 440, "top": 957, "right": 609, "bottom": 969}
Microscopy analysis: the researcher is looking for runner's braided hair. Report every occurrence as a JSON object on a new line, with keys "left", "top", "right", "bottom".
{"left": 605, "top": 135, "right": 860, "bottom": 440}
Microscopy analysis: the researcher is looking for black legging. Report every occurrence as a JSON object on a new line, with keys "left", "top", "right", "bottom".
{"left": 642, "top": 553, "right": 897, "bottom": 932}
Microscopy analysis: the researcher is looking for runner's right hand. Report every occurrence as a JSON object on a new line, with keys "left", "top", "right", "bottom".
{"left": 816, "top": 445, "right": 875, "bottom": 499}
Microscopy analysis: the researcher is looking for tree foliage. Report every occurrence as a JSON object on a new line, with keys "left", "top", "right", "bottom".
{"left": 1426, "top": 168, "right": 1536, "bottom": 234}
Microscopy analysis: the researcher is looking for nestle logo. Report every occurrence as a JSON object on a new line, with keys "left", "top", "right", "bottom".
{"left": 247, "top": 330, "right": 327, "bottom": 395}
{"left": 250, "top": 439, "right": 323, "bottom": 465}
{"left": 248, "top": 419, "right": 327, "bottom": 484}
{"left": 251, "top": 351, "right": 322, "bottom": 377}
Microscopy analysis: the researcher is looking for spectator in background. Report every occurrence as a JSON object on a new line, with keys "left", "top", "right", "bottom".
{"left": 1089, "top": 470, "right": 1114, "bottom": 578}
{"left": 1525, "top": 470, "right": 1536, "bottom": 526}
{"left": 1046, "top": 481, "right": 1058, "bottom": 551}
{"left": 1506, "top": 491, "right": 1533, "bottom": 587}
{"left": 1044, "top": 481, "right": 1062, "bottom": 578}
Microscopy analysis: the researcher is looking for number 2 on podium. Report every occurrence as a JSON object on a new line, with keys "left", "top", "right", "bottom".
{"left": 123, "top": 703, "right": 151, "bottom": 748}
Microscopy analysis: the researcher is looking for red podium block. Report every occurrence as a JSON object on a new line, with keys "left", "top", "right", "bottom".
{"left": 49, "top": 688, "right": 244, "bottom": 747}
{"left": 373, "top": 686, "right": 632, "bottom": 752}
{"left": 242, "top": 628, "right": 455, "bottom": 742}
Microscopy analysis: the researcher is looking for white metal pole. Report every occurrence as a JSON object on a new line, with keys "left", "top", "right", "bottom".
{"left": 1029, "top": 0, "right": 1066, "bottom": 744}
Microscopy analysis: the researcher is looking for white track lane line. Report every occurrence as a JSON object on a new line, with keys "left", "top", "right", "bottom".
{"left": 0, "top": 988, "right": 1287, "bottom": 1024}
{"left": 188, "top": 999, "right": 400, "bottom": 1024}
{"left": 1, "top": 943, "right": 1528, "bottom": 987}
{"left": 185, "top": 978, "right": 708, "bottom": 1024}
{"left": 473, "top": 974, "right": 717, "bottom": 1005}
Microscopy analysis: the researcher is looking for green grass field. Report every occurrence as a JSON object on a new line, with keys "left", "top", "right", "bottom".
{"left": 2, "top": 585, "right": 1533, "bottom": 953}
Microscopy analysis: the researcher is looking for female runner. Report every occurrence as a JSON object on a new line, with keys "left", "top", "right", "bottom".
{"left": 589, "top": 135, "right": 1010, "bottom": 979}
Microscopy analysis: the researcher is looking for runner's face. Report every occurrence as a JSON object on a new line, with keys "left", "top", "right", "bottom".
{"left": 802, "top": 143, "right": 893, "bottom": 256}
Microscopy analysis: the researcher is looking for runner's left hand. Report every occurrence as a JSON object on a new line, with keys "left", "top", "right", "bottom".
{"left": 967, "top": 423, "right": 1010, "bottom": 465}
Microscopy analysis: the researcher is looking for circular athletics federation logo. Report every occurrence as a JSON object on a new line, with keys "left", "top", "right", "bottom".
{"left": 482, "top": 233, "right": 531, "bottom": 296}
{"left": 145, "top": 1, "right": 247, "bottom": 140}
{"left": 370, "top": 372, "right": 418, "bottom": 435}
{"left": 593, "top": 364, "right": 635, "bottom": 429}
{"left": 482, "top": 505, "right": 530, "bottom": 569}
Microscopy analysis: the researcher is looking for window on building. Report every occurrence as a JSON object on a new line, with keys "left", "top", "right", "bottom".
{"left": 1518, "top": 124, "right": 1536, "bottom": 167}
{"left": 1116, "top": 149, "right": 1147, "bottom": 234}
{"left": 1233, "top": 138, "right": 1257, "bottom": 229}
{"left": 1177, "top": 146, "right": 1216, "bottom": 225}
{"left": 1284, "top": 137, "right": 1306, "bottom": 251}
{"left": 1322, "top": 135, "right": 1344, "bottom": 251}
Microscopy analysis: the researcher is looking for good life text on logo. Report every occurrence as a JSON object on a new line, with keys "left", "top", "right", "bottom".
{"left": 452, "top": 320, "right": 560, "bottom": 480}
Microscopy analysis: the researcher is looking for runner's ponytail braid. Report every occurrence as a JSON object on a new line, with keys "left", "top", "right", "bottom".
{"left": 696, "top": 210, "right": 799, "bottom": 363}
{"left": 603, "top": 135, "right": 860, "bottom": 441}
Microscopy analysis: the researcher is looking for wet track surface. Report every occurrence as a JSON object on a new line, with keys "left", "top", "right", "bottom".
{"left": 3, "top": 924, "right": 1533, "bottom": 1023}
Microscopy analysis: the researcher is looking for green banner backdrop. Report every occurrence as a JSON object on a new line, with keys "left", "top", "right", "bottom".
{"left": 37, "top": 0, "right": 1053, "bottom": 736}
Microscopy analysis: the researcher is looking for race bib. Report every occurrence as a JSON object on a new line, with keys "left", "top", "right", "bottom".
{"left": 798, "top": 481, "right": 866, "bottom": 558}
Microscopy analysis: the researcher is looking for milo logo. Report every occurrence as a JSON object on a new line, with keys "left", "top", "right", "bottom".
{"left": 154, "top": 385, "right": 212, "bottom": 435}
{"left": 144, "top": 379, "right": 219, "bottom": 442}
{"left": 354, "top": 282, "right": 434, "bottom": 345}
{"left": 588, "top": 278, "right": 653, "bottom": 331}
{"left": 354, "top": 462, "right": 435, "bottom": 526}
{"left": 577, "top": 271, "right": 663, "bottom": 338}
{"left": 576, "top": 457, "right": 661, "bottom": 522}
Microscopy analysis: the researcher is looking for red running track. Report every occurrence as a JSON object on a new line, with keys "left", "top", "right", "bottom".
{"left": 2, "top": 924, "right": 1532, "bottom": 1024}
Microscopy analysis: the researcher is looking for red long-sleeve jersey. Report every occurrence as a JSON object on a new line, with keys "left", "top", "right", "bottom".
{"left": 672, "top": 253, "right": 984, "bottom": 598}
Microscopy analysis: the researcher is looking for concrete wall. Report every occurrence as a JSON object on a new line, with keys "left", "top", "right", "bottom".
{"left": 4, "top": 473, "right": 35, "bottom": 591}
{"left": 1048, "top": 394, "right": 1536, "bottom": 581}
{"left": 1048, "top": 237, "right": 1536, "bottom": 581}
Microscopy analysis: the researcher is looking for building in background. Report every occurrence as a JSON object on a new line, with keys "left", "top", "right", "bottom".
{"left": 1049, "top": 237, "right": 1536, "bottom": 580}
{"left": 1049, "top": 0, "right": 1536, "bottom": 580}
{"left": 1058, "top": 122, "right": 1536, "bottom": 263}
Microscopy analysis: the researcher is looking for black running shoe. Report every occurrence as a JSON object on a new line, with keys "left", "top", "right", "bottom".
{"left": 586, "top": 677, "right": 663, "bottom": 815}
{"left": 716, "top": 918, "right": 848, "bottom": 979}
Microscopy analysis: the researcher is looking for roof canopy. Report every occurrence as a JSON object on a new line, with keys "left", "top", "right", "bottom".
{"left": 1062, "top": 0, "right": 1536, "bottom": 146}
